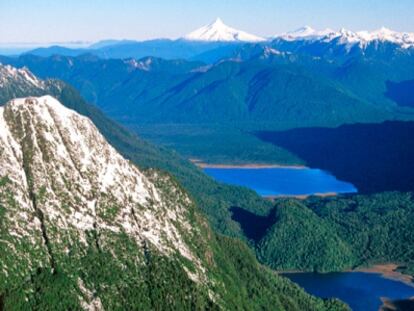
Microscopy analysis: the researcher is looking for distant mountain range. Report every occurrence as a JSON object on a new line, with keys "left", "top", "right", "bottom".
{"left": 6, "top": 19, "right": 411, "bottom": 61}
{"left": 2, "top": 44, "right": 414, "bottom": 311}
{"left": 276, "top": 26, "right": 414, "bottom": 49}
{"left": 3, "top": 42, "right": 414, "bottom": 128}
{"left": 2, "top": 21, "right": 414, "bottom": 168}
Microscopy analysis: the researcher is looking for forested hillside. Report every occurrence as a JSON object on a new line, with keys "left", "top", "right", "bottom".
{"left": 253, "top": 193, "right": 414, "bottom": 276}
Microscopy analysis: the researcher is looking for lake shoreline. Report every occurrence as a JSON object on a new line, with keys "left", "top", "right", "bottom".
{"left": 264, "top": 192, "right": 339, "bottom": 200}
{"left": 282, "top": 266, "right": 414, "bottom": 311}
{"left": 351, "top": 264, "right": 414, "bottom": 286}
{"left": 200, "top": 162, "right": 357, "bottom": 197}
{"left": 280, "top": 264, "right": 414, "bottom": 287}
{"left": 380, "top": 297, "right": 414, "bottom": 311}
{"left": 190, "top": 159, "right": 307, "bottom": 170}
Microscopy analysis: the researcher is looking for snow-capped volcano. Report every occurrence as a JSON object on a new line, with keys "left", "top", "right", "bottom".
{"left": 183, "top": 18, "right": 265, "bottom": 42}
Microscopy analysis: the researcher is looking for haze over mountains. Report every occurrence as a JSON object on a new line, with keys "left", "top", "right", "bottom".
{"left": 2, "top": 18, "right": 414, "bottom": 166}
{"left": 1, "top": 15, "right": 413, "bottom": 176}
{"left": 2, "top": 10, "right": 414, "bottom": 309}
{"left": 4, "top": 36, "right": 413, "bottom": 127}
{"left": 8, "top": 18, "right": 411, "bottom": 61}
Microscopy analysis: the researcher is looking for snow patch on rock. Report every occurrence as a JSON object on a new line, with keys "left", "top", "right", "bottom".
{"left": 0, "top": 95, "right": 207, "bottom": 283}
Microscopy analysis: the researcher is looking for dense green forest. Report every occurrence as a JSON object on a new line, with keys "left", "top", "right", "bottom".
{"left": 130, "top": 123, "right": 302, "bottom": 165}
{"left": 3, "top": 78, "right": 414, "bottom": 279}
{"left": 0, "top": 164, "right": 348, "bottom": 310}
{"left": 2, "top": 69, "right": 414, "bottom": 310}
{"left": 3, "top": 53, "right": 414, "bottom": 166}
{"left": 4, "top": 53, "right": 412, "bottom": 127}
{"left": 252, "top": 192, "right": 414, "bottom": 276}
{"left": 0, "top": 73, "right": 351, "bottom": 310}
{"left": 0, "top": 73, "right": 272, "bottom": 239}
{"left": 52, "top": 85, "right": 273, "bottom": 237}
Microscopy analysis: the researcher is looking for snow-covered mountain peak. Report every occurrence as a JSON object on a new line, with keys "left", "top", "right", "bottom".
{"left": 338, "top": 28, "right": 354, "bottom": 35}
{"left": 278, "top": 26, "right": 336, "bottom": 40}
{"left": 356, "top": 27, "right": 414, "bottom": 47}
{"left": 275, "top": 26, "right": 414, "bottom": 49}
{"left": 212, "top": 17, "right": 225, "bottom": 26}
{"left": 183, "top": 18, "right": 265, "bottom": 42}
{"left": 377, "top": 26, "right": 394, "bottom": 34}
{"left": 288, "top": 26, "right": 316, "bottom": 37}
{"left": 0, "top": 64, "right": 44, "bottom": 88}
{"left": 335, "top": 28, "right": 361, "bottom": 45}
{"left": 0, "top": 95, "right": 209, "bottom": 283}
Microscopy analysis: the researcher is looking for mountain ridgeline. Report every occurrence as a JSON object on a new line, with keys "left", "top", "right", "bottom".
{"left": 2, "top": 28, "right": 414, "bottom": 166}
{"left": 3, "top": 49, "right": 414, "bottom": 127}
{"left": 2, "top": 25, "right": 414, "bottom": 307}
{"left": 0, "top": 96, "right": 215, "bottom": 308}
{"left": 0, "top": 62, "right": 355, "bottom": 310}
{"left": 0, "top": 95, "right": 348, "bottom": 310}
{"left": 20, "top": 20, "right": 414, "bottom": 62}
{"left": 13, "top": 20, "right": 414, "bottom": 125}
{"left": 1, "top": 59, "right": 414, "bottom": 283}
{"left": 0, "top": 63, "right": 270, "bottom": 242}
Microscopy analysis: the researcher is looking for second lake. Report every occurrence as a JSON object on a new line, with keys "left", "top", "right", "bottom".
{"left": 283, "top": 272, "right": 414, "bottom": 311}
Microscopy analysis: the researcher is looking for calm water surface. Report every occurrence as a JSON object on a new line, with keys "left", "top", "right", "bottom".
{"left": 283, "top": 272, "right": 414, "bottom": 311}
{"left": 204, "top": 167, "right": 357, "bottom": 196}
{"left": 205, "top": 167, "right": 412, "bottom": 310}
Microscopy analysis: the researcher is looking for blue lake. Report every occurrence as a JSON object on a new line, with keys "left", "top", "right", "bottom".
{"left": 283, "top": 272, "right": 414, "bottom": 311}
{"left": 203, "top": 167, "right": 357, "bottom": 196}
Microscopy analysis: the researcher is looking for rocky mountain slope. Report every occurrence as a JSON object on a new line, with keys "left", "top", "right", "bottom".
{"left": 0, "top": 95, "right": 216, "bottom": 308}
{"left": 0, "top": 70, "right": 348, "bottom": 310}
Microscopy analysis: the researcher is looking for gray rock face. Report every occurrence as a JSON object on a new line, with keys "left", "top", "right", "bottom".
{"left": 0, "top": 96, "right": 212, "bottom": 309}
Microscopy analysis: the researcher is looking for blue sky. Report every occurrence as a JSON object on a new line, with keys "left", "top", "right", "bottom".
{"left": 1, "top": 0, "right": 413, "bottom": 43}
